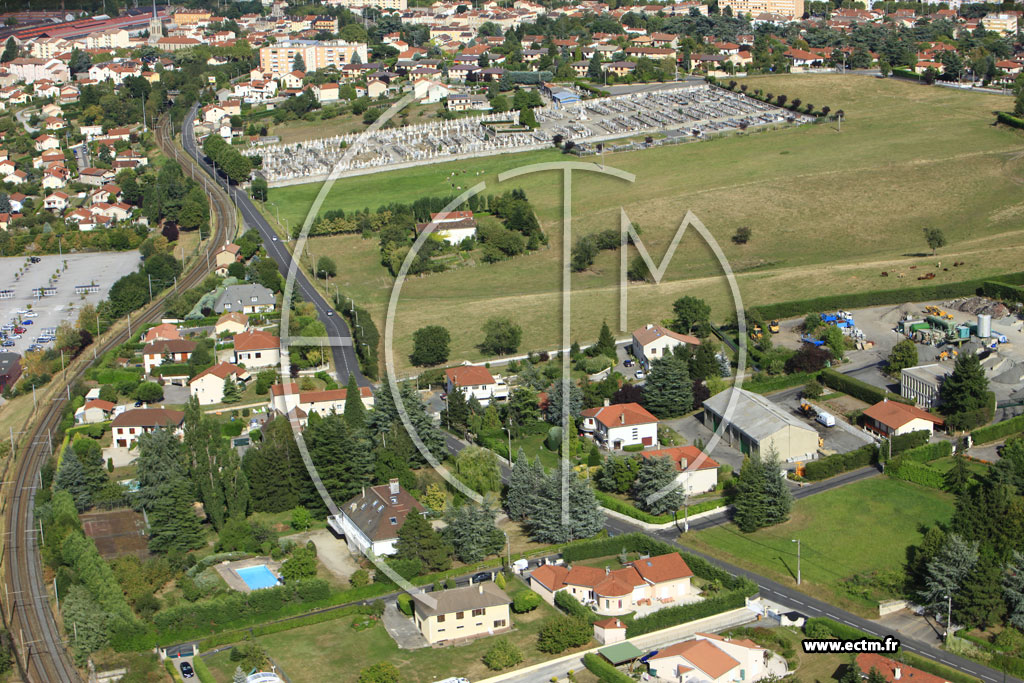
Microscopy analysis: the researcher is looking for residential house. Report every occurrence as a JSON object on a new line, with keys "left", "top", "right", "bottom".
{"left": 416, "top": 210, "right": 477, "bottom": 244}
{"left": 631, "top": 323, "right": 700, "bottom": 371}
{"left": 580, "top": 402, "right": 659, "bottom": 450}
{"left": 215, "top": 312, "right": 249, "bottom": 337}
{"left": 214, "top": 283, "right": 276, "bottom": 314}
{"left": 189, "top": 362, "right": 249, "bottom": 405}
{"left": 446, "top": 93, "right": 491, "bottom": 111}
{"left": 702, "top": 388, "right": 819, "bottom": 462}
{"left": 593, "top": 617, "right": 627, "bottom": 645}
{"left": 111, "top": 408, "right": 185, "bottom": 449}
{"left": 232, "top": 329, "right": 281, "bottom": 369}
{"left": 640, "top": 446, "right": 719, "bottom": 494}
{"left": 854, "top": 653, "right": 947, "bottom": 683}
{"left": 412, "top": 582, "right": 513, "bottom": 645}
{"left": 43, "top": 191, "right": 69, "bottom": 212}
{"left": 74, "top": 398, "right": 115, "bottom": 425}
{"left": 328, "top": 480, "right": 426, "bottom": 556}
{"left": 862, "top": 399, "right": 943, "bottom": 437}
{"left": 34, "top": 134, "right": 60, "bottom": 152}
{"left": 647, "top": 632, "right": 770, "bottom": 682}
{"left": 142, "top": 323, "right": 181, "bottom": 343}
{"left": 530, "top": 552, "right": 696, "bottom": 616}
{"left": 445, "top": 365, "right": 508, "bottom": 406}
{"left": 269, "top": 382, "right": 375, "bottom": 421}
{"left": 142, "top": 339, "right": 196, "bottom": 374}
{"left": 213, "top": 243, "right": 244, "bottom": 276}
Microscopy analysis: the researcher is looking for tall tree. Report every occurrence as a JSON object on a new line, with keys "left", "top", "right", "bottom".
{"left": 944, "top": 452, "right": 971, "bottom": 495}
{"left": 632, "top": 455, "right": 682, "bottom": 515}
{"left": 184, "top": 398, "right": 228, "bottom": 530}
{"left": 544, "top": 382, "right": 583, "bottom": 425}
{"left": 886, "top": 339, "right": 918, "bottom": 378}
{"left": 444, "top": 502, "right": 505, "bottom": 563}
{"left": 1004, "top": 551, "right": 1024, "bottom": 630}
{"left": 958, "top": 550, "right": 1005, "bottom": 628}
{"left": 147, "top": 473, "right": 206, "bottom": 554}
{"left": 54, "top": 450, "right": 92, "bottom": 511}
{"left": 671, "top": 296, "right": 711, "bottom": 335}
{"left": 643, "top": 350, "right": 693, "bottom": 418}
{"left": 242, "top": 416, "right": 312, "bottom": 513}
{"left": 222, "top": 376, "right": 242, "bottom": 403}
{"left": 939, "top": 353, "right": 989, "bottom": 415}
{"left": 595, "top": 320, "right": 617, "bottom": 358}
{"left": 479, "top": 317, "right": 522, "bottom": 356}
{"left": 344, "top": 373, "right": 367, "bottom": 431}
{"left": 527, "top": 468, "right": 604, "bottom": 543}
{"left": 923, "top": 227, "right": 947, "bottom": 255}
{"left": 444, "top": 387, "right": 470, "bottom": 431}
{"left": 505, "top": 449, "right": 544, "bottom": 521}
{"left": 134, "top": 429, "right": 185, "bottom": 512}
{"left": 410, "top": 325, "right": 450, "bottom": 366}
{"left": 395, "top": 511, "right": 453, "bottom": 572}
{"left": 305, "top": 413, "right": 373, "bottom": 513}
{"left": 922, "top": 533, "right": 978, "bottom": 609}
{"left": 453, "top": 446, "right": 502, "bottom": 493}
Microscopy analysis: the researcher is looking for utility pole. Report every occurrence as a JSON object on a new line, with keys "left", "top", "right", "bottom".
{"left": 148, "top": 273, "right": 153, "bottom": 302}
{"left": 792, "top": 538, "right": 801, "bottom": 585}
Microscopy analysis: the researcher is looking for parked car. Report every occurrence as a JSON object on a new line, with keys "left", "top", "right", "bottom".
{"left": 13, "top": 327, "right": 24, "bottom": 334}
{"left": 179, "top": 661, "right": 194, "bottom": 679}
{"left": 28, "top": 257, "right": 40, "bottom": 264}
{"left": 471, "top": 571, "right": 492, "bottom": 584}
{"left": 9, "top": 334, "right": 21, "bottom": 340}
{"left": 134, "top": 400, "right": 143, "bottom": 407}
{"left": 623, "top": 358, "right": 634, "bottom": 367}
{"left": 634, "top": 369, "right": 645, "bottom": 380}
{"left": 22, "top": 320, "right": 32, "bottom": 325}
{"left": 23, "top": 311, "right": 37, "bottom": 318}
{"left": 1, "top": 341, "right": 13, "bottom": 347}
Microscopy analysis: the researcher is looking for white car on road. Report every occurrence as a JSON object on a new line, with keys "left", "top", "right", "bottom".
{"left": 23, "top": 311, "right": 37, "bottom": 318}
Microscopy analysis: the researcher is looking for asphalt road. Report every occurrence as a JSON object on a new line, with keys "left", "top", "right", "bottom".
{"left": 179, "top": 106, "right": 368, "bottom": 387}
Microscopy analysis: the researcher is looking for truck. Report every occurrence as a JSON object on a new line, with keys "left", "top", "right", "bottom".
{"left": 816, "top": 411, "right": 837, "bottom": 428}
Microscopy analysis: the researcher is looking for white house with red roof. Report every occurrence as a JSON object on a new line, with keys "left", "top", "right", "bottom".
{"left": 861, "top": 399, "right": 944, "bottom": 437}
{"left": 529, "top": 552, "right": 697, "bottom": 616}
{"left": 74, "top": 398, "right": 116, "bottom": 425}
{"left": 43, "top": 191, "right": 69, "bottom": 212}
{"left": 268, "top": 382, "right": 375, "bottom": 423}
{"left": 142, "top": 339, "right": 196, "bottom": 374}
{"left": 580, "top": 402, "right": 659, "bottom": 449}
{"left": 445, "top": 365, "right": 508, "bottom": 406}
{"left": 142, "top": 323, "right": 181, "bottom": 343}
{"left": 232, "top": 329, "right": 281, "bottom": 369}
{"left": 631, "top": 323, "right": 700, "bottom": 371}
{"left": 641, "top": 445, "right": 720, "bottom": 494}
{"left": 329, "top": 480, "right": 426, "bottom": 557}
{"left": 647, "top": 632, "right": 773, "bottom": 682}
{"left": 189, "top": 362, "right": 250, "bottom": 405}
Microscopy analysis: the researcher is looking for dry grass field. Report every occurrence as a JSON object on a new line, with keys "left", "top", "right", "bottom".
{"left": 267, "top": 75, "right": 1024, "bottom": 372}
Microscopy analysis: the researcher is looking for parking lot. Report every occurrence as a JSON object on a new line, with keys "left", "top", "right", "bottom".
{"left": 0, "top": 252, "right": 140, "bottom": 356}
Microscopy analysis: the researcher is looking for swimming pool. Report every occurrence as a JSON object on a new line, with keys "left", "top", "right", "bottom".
{"left": 236, "top": 565, "right": 279, "bottom": 591}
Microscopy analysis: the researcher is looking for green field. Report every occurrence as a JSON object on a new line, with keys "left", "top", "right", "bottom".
{"left": 684, "top": 477, "right": 955, "bottom": 615}
{"left": 268, "top": 75, "right": 1024, "bottom": 371}
{"left": 201, "top": 576, "right": 590, "bottom": 683}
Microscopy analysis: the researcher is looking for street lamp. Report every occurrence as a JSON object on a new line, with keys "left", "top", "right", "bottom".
{"left": 943, "top": 594, "right": 952, "bottom": 641}
{"left": 501, "top": 418, "right": 512, "bottom": 465}
{"left": 792, "top": 539, "right": 801, "bottom": 585}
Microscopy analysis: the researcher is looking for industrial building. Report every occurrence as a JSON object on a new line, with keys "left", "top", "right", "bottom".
{"left": 701, "top": 388, "right": 819, "bottom": 462}
{"left": 900, "top": 364, "right": 951, "bottom": 409}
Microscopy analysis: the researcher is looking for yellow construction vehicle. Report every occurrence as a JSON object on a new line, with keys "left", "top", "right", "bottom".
{"left": 799, "top": 401, "right": 815, "bottom": 417}
{"left": 769, "top": 320, "right": 780, "bottom": 334}
{"left": 751, "top": 324, "right": 763, "bottom": 341}
{"left": 938, "top": 351, "right": 949, "bottom": 361}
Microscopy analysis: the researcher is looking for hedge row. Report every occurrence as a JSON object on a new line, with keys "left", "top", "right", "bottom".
{"left": 886, "top": 459, "right": 945, "bottom": 490}
{"left": 889, "top": 430, "right": 933, "bottom": 453}
{"left": 997, "top": 112, "right": 1024, "bottom": 130}
{"left": 982, "top": 280, "right": 1024, "bottom": 303}
{"left": 749, "top": 272, "right": 1024, "bottom": 323}
{"left": 804, "top": 443, "right": 877, "bottom": 481}
{"left": 743, "top": 371, "right": 820, "bottom": 395}
{"left": 555, "top": 591, "right": 600, "bottom": 623}
{"left": 192, "top": 655, "right": 216, "bottom": 683}
{"left": 805, "top": 618, "right": 977, "bottom": 683}
{"left": 973, "top": 414, "right": 1024, "bottom": 445}
{"left": 896, "top": 440, "right": 951, "bottom": 464}
{"left": 945, "top": 392, "right": 996, "bottom": 433}
{"left": 625, "top": 590, "right": 748, "bottom": 637}
{"left": 582, "top": 653, "right": 634, "bottom": 682}
{"left": 149, "top": 363, "right": 192, "bottom": 377}
{"left": 594, "top": 490, "right": 725, "bottom": 524}
{"left": 819, "top": 368, "right": 912, "bottom": 405}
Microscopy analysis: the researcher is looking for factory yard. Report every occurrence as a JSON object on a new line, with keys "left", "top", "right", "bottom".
{"left": 0, "top": 252, "right": 140, "bottom": 357}
{"left": 252, "top": 84, "right": 808, "bottom": 185}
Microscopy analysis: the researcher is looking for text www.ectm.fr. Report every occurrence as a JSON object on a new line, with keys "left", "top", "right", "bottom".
{"left": 802, "top": 637, "right": 901, "bottom": 654}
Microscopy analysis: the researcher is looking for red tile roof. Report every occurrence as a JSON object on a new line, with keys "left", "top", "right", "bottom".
{"left": 580, "top": 402, "right": 658, "bottom": 428}
{"left": 630, "top": 553, "right": 694, "bottom": 584}
{"left": 641, "top": 445, "right": 719, "bottom": 472}
{"left": 594, "top": 617, "right": 627, "bottom": 629}
{"left": 190, "top": 362, "right": 244, "bottom": 384}
{"left": 632, "top": 323, "right": 700, "bottom": 347}
{"left": 530, "top": 564, "right": 569, "bottom": 591}
{"left": 445, "top": 365, "right": 496, "bottom": 387}
{"left": 233, "top": 329, "right": 279, "bottom": 351}
{"left": 855, "top": 653, "right": 948, "bottom": 683}
{"left": 650, "top": 639, "right": 739, "bottom": 678}
{"left": 83, "top": 399, "right": 115, "bottom": 411}
{"left": 862, "top": 400, "right": 944, "bottom": 429}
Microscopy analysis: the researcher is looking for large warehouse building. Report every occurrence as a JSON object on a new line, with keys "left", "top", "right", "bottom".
{"left": 702, "top": 388, "right": 819, "bottom": 462}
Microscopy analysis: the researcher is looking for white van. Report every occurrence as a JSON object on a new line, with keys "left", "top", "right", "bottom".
{"left": 816, "top": 411, "right": 836, "bottom": 428}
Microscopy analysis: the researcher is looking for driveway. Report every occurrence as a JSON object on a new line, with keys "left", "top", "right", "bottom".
{"left": 874, "top": 608, "right": 945, "bottom": 644}
{"left": 281, "top": 528, "right": 359, "bottom": 584}
{"left": 382, "top": 601, "right": 429, "bottom": 650}
{"left": 662, "top": 414, "right": 745, "bottom": 473}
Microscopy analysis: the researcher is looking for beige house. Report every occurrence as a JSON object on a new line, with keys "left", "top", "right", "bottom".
{"left": 189, "top": 362, "right": 249, "bottom": 405}
{"left": 647, "top": 632, "right": 771, "bottom": 683}
{"left": 213, "top": 243, "right": 243, "bottom": 276}
{"left": 269, "top": 382, "right": 375, "bottom": 422}
{"left": 111, "top": 408, "right": 185, "bottom": 449}
{"left": 215, "top": 312, "right": 249, "bottom": 337}
{"left": 232, "top": 330, "right": 280, "bottom": 369}
{"left": 74, "top": 399, "right": 115, "bottom": 425}
{"left": 412, "top": 582, "right": 512, "bottom": 645}
{"left": 593, "top": 617, "right": 627, "bottom": 645}
{"left": 640, "top": 446, "right": 720, "bottom": 495}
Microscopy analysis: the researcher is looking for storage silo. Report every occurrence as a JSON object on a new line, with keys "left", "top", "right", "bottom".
{"left": 978, "top": 314, "right": 992, "bottom": 339}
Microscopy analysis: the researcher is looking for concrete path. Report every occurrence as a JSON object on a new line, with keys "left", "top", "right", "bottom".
{"left": 382, "top": 601, "right": 429, "bottom": 650}
{"left": 280, "top": 528, "right": 359, "bottom": 584}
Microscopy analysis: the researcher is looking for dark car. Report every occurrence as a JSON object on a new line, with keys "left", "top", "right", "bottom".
{"left": 22, "top": 320, "right": 32, "bottom": 325}
{"left": 471, "top": 571, "right": 492, "bottom": 584}
{"left": 134, "top": 400, "right": 144, "bottom": 407}
{"left": 29, "top": 257, "right": 40, "bottom": 263}
{"left": 179, "top": 661, "right": 194, "bottom": 679}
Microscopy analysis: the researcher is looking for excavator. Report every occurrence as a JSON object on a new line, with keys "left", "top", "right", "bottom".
{"left": 769, "top": 320, "right": 780, "bottom": 334}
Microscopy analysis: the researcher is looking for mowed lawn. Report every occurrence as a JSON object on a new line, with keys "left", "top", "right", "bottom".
{"left": 201, "top": 577, "right": 591, "bottom": 683}
{"left": 684, "top": 477, "right": 955, "bottom": 615}
{"left": 268, "top": 75, "right": 1024, "bottom": 371}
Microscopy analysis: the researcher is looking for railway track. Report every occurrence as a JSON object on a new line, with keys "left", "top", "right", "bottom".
{"left": 0, "top": 113, "right": 234, "bottom": 682}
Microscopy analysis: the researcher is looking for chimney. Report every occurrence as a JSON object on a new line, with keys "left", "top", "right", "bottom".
{"left": 478, "top": 583, "right": 483, "bottom": 594}
{"left": 603, "top": 398, "right": 610, "bottom": 407}
{"left": 605, "top": 566, "right": 610, "bottom": 575}
{"left": 389, "top": 478, "right": 400, "bottom": 495}
{"left": 883, "top": 397, "right": 888, "bottom": 403}
{"left": 894, "top": 667, "right": 901, "bottom": 680}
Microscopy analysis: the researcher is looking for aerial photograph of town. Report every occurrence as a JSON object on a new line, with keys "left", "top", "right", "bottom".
{"left": 0, "top": 0, "right": 1023, "bottom": 681}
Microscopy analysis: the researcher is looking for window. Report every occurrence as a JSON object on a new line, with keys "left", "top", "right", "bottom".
{"left": 457, "top": 625, "right": 464, "bottom": 630}
{"left": 255, "top": 352, "right": 261, "bottom": 359}
{"left": 472, "top": 608, "right": 484, "bottom": 617}
{"left": 456, "top": 612, "right": 464, "bottom": 619}
{"left": 390, "top": 496, "right": 398, "bottom": 504}
{"left": 493, "top": 619, "right": 506, "bottom": 628}
{"left": 389, "top": 517, "right": 397, "bottom": 525}
{"left": 437, "top": 614, "right": 445, "bottom": 623}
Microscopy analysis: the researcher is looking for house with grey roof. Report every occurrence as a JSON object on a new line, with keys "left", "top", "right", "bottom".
{"left": 702, "top": 387, "right": 819, "bottom": 461}
{"left": 213, "top": 283, "right": 276, "bottom": 314}
{"left": 412, "top": 582, "right": 512, "bottom": 645}
{"left": 328, "top": 480, "right": 425, "bottom": 557}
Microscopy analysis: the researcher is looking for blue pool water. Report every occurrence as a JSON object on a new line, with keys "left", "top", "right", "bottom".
{"left": 236, "top": 565, "right": 279, "bottom": 590}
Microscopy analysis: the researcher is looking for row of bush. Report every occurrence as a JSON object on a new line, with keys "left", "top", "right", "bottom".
{"left": 804, "top": 443, "right": 876, "bottom": 481}
{"left": 555, "top": 591, "right": 600, "bottom": 624}
{"left": 748, "top": 271, "right": 1024, "bottom": 323}
{"left": 973, "top": 414, "right": 1024, "bottom": 445}
{"left": 625, "top": 590, "right": 749, "bottom": 637}
{"left": 818, "top": 368, "right": 912, "bottom": 406}
{"left": 743, "top": 371, "right": 819, "bottom": 395}
{"left": 953, "top": 629, "right": 1024, "bottom": 677}
{"left": 338, "top": 298, "right": 379, "bottom": 380}
{"left": 895, "top": 440, "right": 951, "bottom": 464}
{"left": 982, "top": 280, "right": 1024, "bottom": 303}
{"left": 886, "top": 459, "right": 946, "bottom": 489}
{"left": 594, "top": 490, "right": 725, "bottom": 525}
{"left": 997, "top": 112, "right": 1024, "bottom": 130}
{"left": 582, "top": 652, "right": 633, "bottom": 682}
